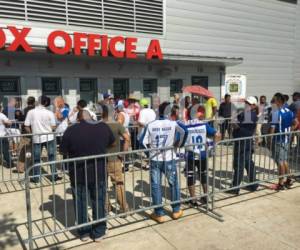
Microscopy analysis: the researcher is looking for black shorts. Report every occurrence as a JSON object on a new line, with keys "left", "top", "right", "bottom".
{"left": 187, "top": 158, "right": 207, "bottom": 186}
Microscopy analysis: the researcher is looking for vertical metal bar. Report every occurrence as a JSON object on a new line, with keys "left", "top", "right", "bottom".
{"left": 84, "top": 160, "right": 88, "bottom": 224}
{"left": 25, "top": 168, "right": 34, "bottom": 250}
{"left": 74, "top": 161, "right": 78, "bottom": 226}
{"left": 132, "top": 152, "right": 135, "bottom": 211}
{"left": 63, "top": 162, "right": 68, "bottom": 227}
{"left": 95, "top": 158, "right": 99, "bottom": 220}
{"left": 40, "top": 169, "right": 45, "bottom": 234}
{"left": 211, "top": 141, "right": 217, "bottom": 211}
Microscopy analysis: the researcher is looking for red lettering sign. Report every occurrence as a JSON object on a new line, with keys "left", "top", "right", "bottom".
{"left": 2, "top": 26, "right": 163, "bottom": 60}
{"left": 7, "top": 26, "right": 33, "bottom": 52}
{"left": 47, "top": 30, "right": 72, "bottom": 55}
{"left": 0, "top": 29, "right": 5, "bottom": 49}
{"left": 146, "top": 40, "right": 163, "bottom": 60}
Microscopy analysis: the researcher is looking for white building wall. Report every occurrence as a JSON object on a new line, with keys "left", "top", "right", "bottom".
{"left": 0, "top": 0, "right": 299, "bottom": 101}
{"left": 165, "top": 0, "right": 297, "bottom": 99}
{"left": 295, "top": 2, "right": 300, "bottom": 91}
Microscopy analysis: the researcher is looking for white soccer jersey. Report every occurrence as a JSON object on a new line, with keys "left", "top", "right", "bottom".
{"left": 140, "top": 119, "right": 187, "bottom": 162}
{"left": 185, "top": 119, "right": 216, "bottom": 159}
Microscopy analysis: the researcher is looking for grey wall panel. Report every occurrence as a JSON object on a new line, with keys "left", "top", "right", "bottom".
{"left": 165, "top": 0, "right": 297, "bottom": 99}
{"left": 295, "top": 3, "right": 300, "bottom": 91}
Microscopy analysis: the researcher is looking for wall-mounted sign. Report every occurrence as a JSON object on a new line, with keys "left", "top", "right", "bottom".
{"left": 0, "top": 26, "right": 163, "bottom": 60}
{"left": 222, "top": 74, "right": 247, "bottom": 103}
{"left": 0, "top": 77, "right": 20, "bottom": 94}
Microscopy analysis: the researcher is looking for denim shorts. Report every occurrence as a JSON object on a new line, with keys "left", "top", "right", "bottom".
{"left": 272, "top": 142, "right": 289, "bottom": 164}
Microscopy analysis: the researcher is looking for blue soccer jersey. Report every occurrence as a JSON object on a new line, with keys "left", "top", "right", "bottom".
{"left": 271, "top": 107, "right": 294, "bottom": 143}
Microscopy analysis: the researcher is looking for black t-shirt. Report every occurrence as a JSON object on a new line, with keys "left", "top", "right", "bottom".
{"left": 60, "top": 120, "right": 115, "bottom": 185}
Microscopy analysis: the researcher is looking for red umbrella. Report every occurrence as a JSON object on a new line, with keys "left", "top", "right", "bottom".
{"left": 182, "top": 85, "right": 214, "bottom": 98}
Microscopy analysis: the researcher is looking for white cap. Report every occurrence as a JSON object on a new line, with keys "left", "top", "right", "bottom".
{"left": 246, "top": 96, "right": 258, "bottom": 106}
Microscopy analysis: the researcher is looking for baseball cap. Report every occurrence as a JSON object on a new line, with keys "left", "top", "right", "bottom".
{"left": 103, "top": 93, "right": 114, "bottom": 99}
{"left": 245, "top": 96, "right": 258, "bottom": 106}
{"left": 140, "top": 98, "right": 149, "bottom": 107}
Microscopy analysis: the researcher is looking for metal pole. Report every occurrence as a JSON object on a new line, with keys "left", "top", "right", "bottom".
{"left": 25, "top": 169, "right": 34, "bottom": 250}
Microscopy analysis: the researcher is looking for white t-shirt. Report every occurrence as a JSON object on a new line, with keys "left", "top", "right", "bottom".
{"left": 138, "top": 108, "right": 156, "bottom": 127}
{"left": 24, "top": 106, "right": 56, "bottom": 144}
{"left": 0, "top": 113, "right": 9, "bottom": 137}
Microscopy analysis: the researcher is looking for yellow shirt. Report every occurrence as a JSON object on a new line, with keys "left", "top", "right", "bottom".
{"left": 205, "top": 98, "right": 218, "bottom": 119}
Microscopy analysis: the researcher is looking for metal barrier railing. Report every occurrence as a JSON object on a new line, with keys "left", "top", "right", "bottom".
{"left": 24, "top": 143, "right": 212, "bottom": 249}
{"left": 18, "top": 130, "right": 300, "bottom": 249}
{"left": 0, "top": 132, "right": 63, "bottom": 185}
{"left": 211, "top": 131, "right": 300, "bottom": 210}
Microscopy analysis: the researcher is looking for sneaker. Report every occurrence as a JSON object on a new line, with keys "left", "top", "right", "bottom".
{"left": 94, "top": 235, "right": 105, "bottom": 243}
{"left": 274, "top": 183, "right": 285, "bottom": 191}
{"left": 80, "top": 233, "right": 90, "bottom": 242}
{"left": 172, "top": 210, "right": 183, "bottom": 220}
{"left": 150, "top": 213, "right": 166, "bottom": 223}
{"left": 284, "top": 179, "right": 294, "bottom": 189}
{"left": 200, "top": 197, "right": 208, "bottom": 205}
{"left": 225, "top": 189, "right": 240, "bottom": 195}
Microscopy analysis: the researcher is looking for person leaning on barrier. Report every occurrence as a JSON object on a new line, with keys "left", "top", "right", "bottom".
{"left": 219, "top": 94, "right": 234, "bottom": 140}
{"left": 60, "top": 110, "right": 115, "bottom": 242}
{"left": 100, "top": 104, "right": 130, "bottom": 214}
{"left": 269, "top": 93, "right": 298, "bottom": 191}
{"left": 139, "top": 102, "right": 188, "bottom": 223}
{"left": 0, "top": 105, "right": 12, "bottom": 168}
{"left": 227, "top": 96, "right": 259, "bottom": 195}
{"left": 24, "top": 96, "right": 60, "bottom": 183}
{"left": 185, "top": 106, "right": 221, "bottom": 207}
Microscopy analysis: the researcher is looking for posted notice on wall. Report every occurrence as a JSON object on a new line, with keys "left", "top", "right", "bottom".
{"left": 222, "top": 74, "right": 247, "bottom": 103}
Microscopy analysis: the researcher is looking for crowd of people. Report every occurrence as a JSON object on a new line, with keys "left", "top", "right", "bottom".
{"left": 0, "top": 90, "right": 300, "bottom": 242}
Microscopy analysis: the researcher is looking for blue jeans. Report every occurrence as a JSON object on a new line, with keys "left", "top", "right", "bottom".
{"left": 72, "top": 182, "right": 106, "bottom": 239}
{"left": 150, "top": 160, "right": 180, "bottom": 216}
{"left": 31, "top": 140, "right": 56, "bottom": 182}
{"left": 1, "top": 138, "right": 11, "bottom": 167}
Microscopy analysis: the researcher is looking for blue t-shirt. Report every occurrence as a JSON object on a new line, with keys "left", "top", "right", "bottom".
{"left": 271, "top": 107, "right": 294, "bottom": 143}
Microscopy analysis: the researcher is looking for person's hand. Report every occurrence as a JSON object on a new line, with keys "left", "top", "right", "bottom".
{"left": 214, "top": 132, "right": 222, "bottom": 142}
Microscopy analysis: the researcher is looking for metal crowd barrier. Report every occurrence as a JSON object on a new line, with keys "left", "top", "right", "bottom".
{"left": 0, "top": 132, "right": 63, "bottom": 185}
{"left": 24, "top": 143, "right": 212, "bottom": 249}
{"left": 211, "top": 131, "right": 300, "bottom": 210}
{"left": 21, "top": 130, "right": 300, "bottom": 249}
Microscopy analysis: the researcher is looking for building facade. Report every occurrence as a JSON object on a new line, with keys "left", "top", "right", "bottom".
{"left": 0, "top": 0, "right": 299, "bottom": 108}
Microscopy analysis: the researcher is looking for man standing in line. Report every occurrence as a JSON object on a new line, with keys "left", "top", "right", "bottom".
{"left": 25, "top": 96, "right": 60, "bottom": 183}
{"left": 0, "top": 105, "right": 12, "bottom": 167}
{"left": 140, "top": 102, "right": 188, "bottom": 223}
{"left": 60, "top": 110, "right": 115, "bottom": 242}
{"left": 228, "top": 96, "right": 259, "bottom": 195}
{"left": 185, "top": 105, "right": 220, "bottom": 206}
{"left": 270, "top": 93, "right": 297, "bottom": 190}
{"left": 219, "top": 94, "right": 234, "bottom": 140}
{"left": 101, "top": 104, "right": 130, "bottom": 214}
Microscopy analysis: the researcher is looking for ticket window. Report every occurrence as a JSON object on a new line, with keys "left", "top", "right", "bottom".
{"left": 191, "top": 76, "right": 208, "bottom": 89}
{"left": 42, "top": 78, "right": 62, "bottom": 100}
{"left": 0, "top": 77, "right": 21, "bottom": 108}
{"left": 143, "top": 79, "right": 158, "bottom": 98}
{"left": 113, "top": 78, "right": 129, "bottom": 100}
{"left": 170, "top": 79, "right": 183, "bottom": 96}
{"left": 80, "top": 78, "right": 97, "bottom": 104}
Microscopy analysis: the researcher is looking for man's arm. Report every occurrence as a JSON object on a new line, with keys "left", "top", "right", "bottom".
{"left": 122, "top": 132, "right": 130, "bottom": 151}
{"left": 175, "top": 121, "right": 188, "bottom": 147}
{"left": 117, "top": 112, "right": 125, "bottom": 125}
{"left": 24, "top": 111, "right": 32, "bottom": 134}
{"left": 139, "top": 125, "right": 150, "bottom": 148}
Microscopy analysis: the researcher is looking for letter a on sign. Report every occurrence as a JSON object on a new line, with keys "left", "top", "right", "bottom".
{"left": 146, "top": 40, "right": 163, "bottom": 60}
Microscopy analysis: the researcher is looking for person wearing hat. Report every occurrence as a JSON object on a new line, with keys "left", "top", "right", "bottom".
{"left": 228, "top": 96, "right": 259, "bottom": 195}
{"left": 138, "top": 98, "right": 156, "bottom": 134}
